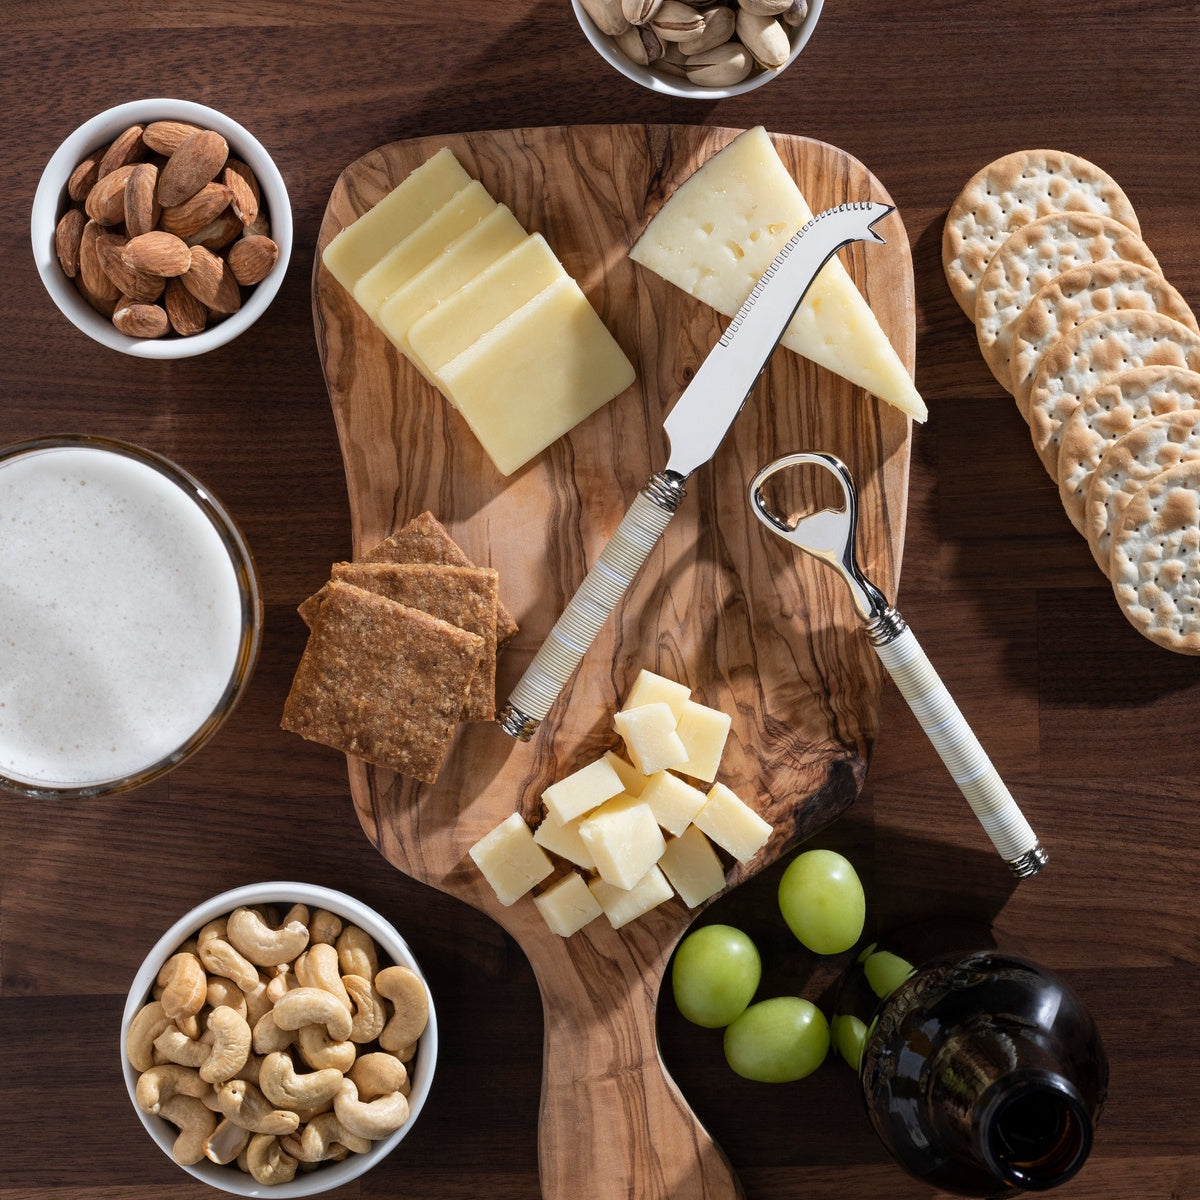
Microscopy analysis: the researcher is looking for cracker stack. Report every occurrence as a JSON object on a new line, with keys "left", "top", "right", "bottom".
{"left": 944, "top": 149, "right": 1200, "bottom": 654}
{"left": 282, "top": 511, "right": 516, "bottom": 781}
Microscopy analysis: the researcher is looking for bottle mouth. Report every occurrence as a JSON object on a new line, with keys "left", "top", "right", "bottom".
{"left": 979, "top": 1074, "right": 1093, "bottom": 1190}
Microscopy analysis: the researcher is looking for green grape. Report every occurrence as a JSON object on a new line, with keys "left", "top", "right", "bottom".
{"left": 777, "top": 848, "right": 866, "bottom": 954}
{"left": 723, "top": 996, "right": 830, "bottom": 1082}
{"left": 831, "top": 1012, "right": 867, "bottom": 1072}
{"left": 671, "top": 924, "right": 761, "bottom": 1028}
{"left": 863, "top": 948, "right": 914, "bottom": 998}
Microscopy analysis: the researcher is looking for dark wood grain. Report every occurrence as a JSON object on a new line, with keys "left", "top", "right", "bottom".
{"left": 3, "top": 4, "right": 1200, "bottom": 1200}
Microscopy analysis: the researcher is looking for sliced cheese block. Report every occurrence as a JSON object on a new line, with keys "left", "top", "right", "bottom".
{"left": 613, "top": 701, "right": 688, "bottom": 775}
{"left": 640, "top": 770, "right": 707, "bottom": 838}
{"left": 674, "top": 699, "right": 732, "bottom": 784}
{"left": 693, "top": 782, "right": 772, "bottom": 863}
{"left": 469, "top": 812, "right": 554, "bottom": 906}
{"left": 622, "top": 669, "right": 691, "bottom": 720}
{"left": 589, "top": 864, "right": 674, "bottom": 929}
{"left": 629, "top": 125, "right": 925, "bottom": 421}
{"left": 533, "top": 812, "right": 596, "bottom": 870}
{"left": 578, "top": 794, "right": 666, "bottom": 890}
{"left": 322, "top": 146, "right": 471, "bottom": 293}
{"left": 541, "top": 755, "right": 624, "bottom": 825}
{"left": 353, "top": 180, "right": 497, "bottom": 320}
{"left": 533, "top": 872, "right": 603, "bottom": 937}
{"left": 435, "top": 275, "right": 636, "bottom": 476}
{"left": 659, "top": 825, "right": 725, "bottom": 908}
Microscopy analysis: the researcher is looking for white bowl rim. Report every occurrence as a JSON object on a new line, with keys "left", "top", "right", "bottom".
{"left": 120, "top": 881, "right": 438, "bottom": 1197}
{"left": 570, "top": 0, "right": 825, "bottom": 99}
{"left": 32, "top": 97, "right": 292, "bottom": 360}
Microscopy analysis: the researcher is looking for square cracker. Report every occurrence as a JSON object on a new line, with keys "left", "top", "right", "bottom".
{"left": 281, "top": 579, "right": 484, "bottom": 783}
{"left": 364, "top": 511, "right": 518, "bottom": 643}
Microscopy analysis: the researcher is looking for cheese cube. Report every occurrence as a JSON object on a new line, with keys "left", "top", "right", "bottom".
{"left": 589, "top": 865, "right": 674, "bottom": 929}
{"left": 658, "top": 825, "right": 726, "bottom": 908}
{"left": 533, "top": 872, "right": 603, "bottom": 937}
{"left": 674, "top": 700, "right": 732, "bottom": 783}
{"left": 468, "top": 812, "right": 554, "bottom": 905}
{"left": 322, "top": 146, "right": 471, "bottom": 292}
{"left": 640, "top": 770, "right": 707, "bottom": 837}
{"left": 578, "top": 794, "right": 665, "bottom": 890}
{"left": 622, "top": 669, "right": 690, "bottom": 720}
{"left": 613, "top": 701, "right": 688, "bottom": 775}
{"left": 602, "top": 750, "right": 646, "bottom": 798}
{"left": 693, "top": 782, "right": 773, "bottom": 863}
{"left": 541, "top": 756, "right": 625, "bottom": 825}
{"left": 533, "top": 813, "right": 595, "bottom": 870}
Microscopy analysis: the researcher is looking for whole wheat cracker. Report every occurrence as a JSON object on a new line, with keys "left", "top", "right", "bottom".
{"left": 943, "top": 148, "right": 1140, "bottom": 317}
{"left": 1084, "top": 411, "right": 1200, "bottom": 574}
{"left": 973, "top": 213, "right": 1160, "bottom": 391}
{"left": 1009, "top": 260, "right": 1196, "bottom": 419}
{"left": 1109, "top": 460, "right": 1200, "bottom": 655}
{"left": 1027, "top": 310, "right": 1200, "bottom": 476}
{"left": 1057, "top": 365, "right": 1200, "bottom": 543}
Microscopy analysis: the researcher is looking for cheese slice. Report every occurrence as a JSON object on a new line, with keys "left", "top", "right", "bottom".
{"left": 622, "top": 669, "right": 691, "bottom": 720}
{"left": 578, "top": 794, "right": 665, "bottom": 890}
{"left": 541, "top": 755, "right": 625, "bottom": 825}
{"left": 468, "top": 812, "right": 554, "bottom": 906}
{"left": 533, "top": 872, "right": 603, "bottom": 937}
{"left": 435, "top": 274, "right": 636, "bottom": 476}
{"left": 533, "top": 812, "right": 596, "bottom": 870}
{"left": 589, "top": 864, "right": 674, "bottom": 929}
{"left": 658, "top": 825, "right": 725, "bottom": 908}
{"left": 629, "top": 125, "right": 926, "bottom": 421}
{"left": 693, "top": 782, "right": 772, "bottom": 863}
{"left": 322, "top": 146, "right": 471, "bottom": 293}
{"left": 674, "top": 699, "right": 732, "bottom": 784}
{"left": 613, "top": 701, "right": 688, "bottom": 775}
{"left": 640, "top": 770, "right": 707, "bottom": 838}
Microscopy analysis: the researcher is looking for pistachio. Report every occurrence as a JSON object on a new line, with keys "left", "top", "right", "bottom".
{"left": 579, "top": 0, "right": 631, "bottom": 36}
{"left": 621, "top": 0, "right": 664, "bottom": 23}
{"left": 616, "top": 22, "right": 665, "bottom": 64}
{"left": 781, "top": 0, "right": 808, "bottom": 25}
{"left": 684, "top": 40, "right": 754, "bottom": 86}
{"left": 650, "top": 0, "right": 705, "bottom": 40}
{"left": 736, "top": 0, "right": 792, "bottom": 13}
{"left": 677, "top": 4, "right": 736, "bottom": 54}
{"left": 735, "top": 8, "right": 791, "bottom": 67}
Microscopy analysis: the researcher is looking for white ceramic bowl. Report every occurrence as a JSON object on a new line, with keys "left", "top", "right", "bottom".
{"left": 120, "top": 883, "right": 438, "bottom": 1196}
{"left": 32, "top": 98, "right": 292, "bottom": 358}
{"left": 571, "top": 0, "right": 824, "bottom": 99}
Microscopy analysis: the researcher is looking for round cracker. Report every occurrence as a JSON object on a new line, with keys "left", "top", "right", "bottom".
{"left": 942, "top": 148, "right": 1141, "bottom": 318}
{"left": 1009, "top": 260, "right": 1195, "bottom": 419}
{"left": 1110, "top": 460, "right": 1200, "bottom": 655}
{"left": 1058, "top": 366, "right": 1200, "bottom": 544}
{"left": 1084, "top": 410, "right": 1200, "bottom": 574}
{"left": 1027, "top": 310, "right": 1200, "bottom": 477}
{"left": 973, "top": 213, "right": 1160, "bottom": 391}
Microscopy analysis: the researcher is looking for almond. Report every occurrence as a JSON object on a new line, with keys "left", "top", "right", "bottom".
{"left": 97, "top": 124, "right": 147, "bottom": 178}
{"left": 160, "top": 182, "right": 233, "bottom": 238}
{"left": 67, "top": 153, "right": 101, "bottom": 202}
{"left": 142, "top": 119, "right": 203, "bottom": 156}
{"left": 223, "top": 161, "right": 260, "bottom": 227}
{"left": 157, "top": 129, "right": 229, "bottom": 207}
{"left": 184, "top": 209, "right": 243, "bottom": 252}
{"left": 122, "top": 231, "right": 192, "bottom": 278}
{"left": 124, "top": 163, "right": 161, "bottom": 238}
{"left": 55, "top": 208, "right": 86, "bottom": 278}
{"left": 227, "top": 234, "right": 279, "bottom": 286}
{"left": 84, "top": 164, "right": 136, "bottom": 226}
{"left": 98, "top": 233, "right": 166, "bottom": 303}
{"left": 78, "top": 221, "right": 120, "bottom": 305}
{"left": 181, "top": 244, "right": 241, "bottom": 314}
{"left": 112, "top": 298, "right": 170, "bottom": 339}
{"left": 163, "top": 276, "right": 208, "bottom": 336}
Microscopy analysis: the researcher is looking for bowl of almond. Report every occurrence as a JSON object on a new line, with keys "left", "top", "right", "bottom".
{"left": 32, "top": 98, "right": 291, "bottom": 358}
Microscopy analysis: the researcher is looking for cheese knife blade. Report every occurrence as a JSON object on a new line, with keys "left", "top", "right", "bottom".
{"left": 498, "top": 200, "right": 897, "bottom": 740}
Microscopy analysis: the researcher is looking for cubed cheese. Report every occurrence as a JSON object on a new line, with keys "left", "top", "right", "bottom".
{"left": 693, "top": 782, "right": 773, "bottom": 863}
{"left": 578, "top": 794, "right": 666, "bottom": 890}
{"left": 658, "top": 825, "right": 726, "bottom": 908}
{"left": 613, "top": 701, "right": 688, "bottom": 775}
{"left": 674, "top": 699, "right": 732, "bottom": 783}
{"left": 533, "top": 812, "right": 596, "bottom": 870}
{"left": 640, "top": 770, "right": 707, "bottom": 837}
{"left": 622, "top": 669, "right": 691, "bottom": 719}
{"left": 469, "top": 812, "right": 554, "bottom": 905}
{"left": 532, "top": 872, "right": 603, "bottom": 937}
{"left": 541, "top": 756, "right": 625, "bottom": 825}
{"left": 602, "top": 750, "right": 646, "bottom": 797}
{"left": 589, "top": 865, "right": 674, "bottom": 929}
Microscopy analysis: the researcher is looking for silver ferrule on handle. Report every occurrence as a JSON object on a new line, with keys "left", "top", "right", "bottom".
{"left": 497, "top": 471, "right": 686, "bottom": 740}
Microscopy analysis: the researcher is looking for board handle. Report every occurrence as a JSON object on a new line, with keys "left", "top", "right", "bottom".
{"left": 498, "top": 472, "right": 686, "bottom": 740}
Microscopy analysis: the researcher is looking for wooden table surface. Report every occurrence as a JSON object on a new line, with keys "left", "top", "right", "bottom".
{"left": 4, "top": 3, "right": 1199, "bottom": 1198}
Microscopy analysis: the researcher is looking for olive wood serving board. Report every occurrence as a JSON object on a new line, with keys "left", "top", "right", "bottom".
{"left": 312, "top": 124, "right": 914, "bottom": 1200}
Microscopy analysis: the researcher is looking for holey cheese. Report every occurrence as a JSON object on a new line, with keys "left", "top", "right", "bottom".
{"left": 629, "top": 126, "right": 926, "bottom": 422}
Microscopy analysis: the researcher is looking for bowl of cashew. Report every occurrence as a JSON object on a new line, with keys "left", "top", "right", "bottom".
{"left": 120, "top": 882, "right": 438, "bottom": 1195}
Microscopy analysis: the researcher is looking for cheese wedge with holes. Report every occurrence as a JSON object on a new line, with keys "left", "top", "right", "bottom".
{"left": 629, "top": 126, "right": 926, "bottom": 421}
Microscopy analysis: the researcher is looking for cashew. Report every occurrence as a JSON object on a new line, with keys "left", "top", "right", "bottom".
{"left": 210, "top": 1079, "right": 300, "bottom": 1135}
{"left": 197, "top": 917, "right": 228, "bottom": 945}
{"left": 198, "top": 936, "right": 259, "bottom": 993}
{"left": 154, "top": 1025, "right": 212, "bottom": 1069}
{"left": 126, "top": 1000, "right": 174, "bottom": 1073}
{"left": 343, "top": 974, "right": 387, "bottom": 1044}
{"left": 333, "top": 1078, "right": 410, "bottom": 1140}
{"left": 175, "top": 1012, "right": 202, "bottom": 1040}
{"left": 309, "top": 909, "right": 343, "bottom": 946}
{"left": 296, "top": 1024, "right": 357, "bottom": 1073}
{"left": 158, "top": 1093, "right": 218, "bottom": 1166}
{"left": 203, "top": 1117, "right": 251, "bottom": 1165}
{"left": 135, "top": 1064, "right": 210, "bottom": 1113}
{"left": 259, "top": 1051, "right": 344, "bottom": 1111}
{"left": 205, "top": 975, "right": 248, "bottom": 1020}
{"left": 294, "top": 943, "right": 351, "bottom": 1009}
{"left": 265, "top": 965, "right": 294, "bottom": 1005}
{"left": 282, "top": 1111, "right": 372, "bottom": 1162}
{"left": 227, "top": 904, "right": 311, "bottom": 967}
{"left": 245, "top": 1132, "right": 299, "bottom": 1186}
{"left": 157, "top": 952, "right": 208, "bottom": 1021}
{"left": 242, "top": 974, "right": 274, "bottom": 1027}
{"left": 234, "top": 1052, "right": 264, "bottom": 1087}
{"left": 336, "top": 925, "right": 379, "bottom": 980}
{"left": 199, "top": 1005, "right": 252, "bottom": 1084}
{"left": 348, "top": 1052, "right": 408, "bottom": 1100}
{"left": 273, "top": 987, "right": 354, "bottom": 1042}
{"left": 374, "top": 965, "right": 429, "bottom": 1051}
{"left": 252, "top": 1009, "right": 295, "bottom": 1055}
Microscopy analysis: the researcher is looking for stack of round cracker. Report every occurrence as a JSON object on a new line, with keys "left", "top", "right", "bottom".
{"left": 943, "top": 149, "right": 1200, "bottom": 654}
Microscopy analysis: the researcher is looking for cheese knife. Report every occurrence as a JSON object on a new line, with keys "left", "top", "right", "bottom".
{"left": 497, "top": 200, "right": 897, "bottom": 740}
